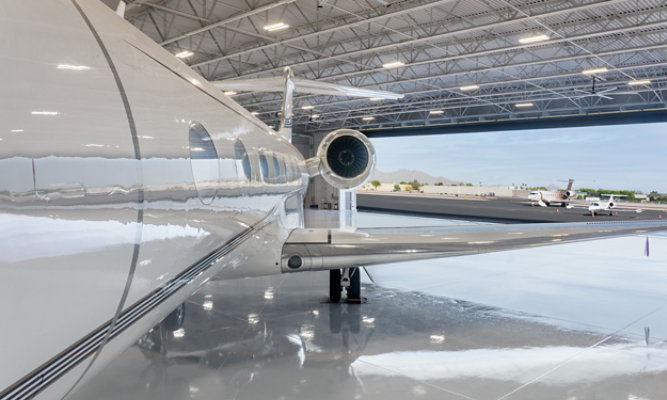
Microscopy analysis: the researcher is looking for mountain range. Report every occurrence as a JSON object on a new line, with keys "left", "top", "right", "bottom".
{"left": 370, "top": 169, "right": 460, "bottom": 185}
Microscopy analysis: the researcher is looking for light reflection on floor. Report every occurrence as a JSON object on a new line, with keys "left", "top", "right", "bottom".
{"left": 69, "top": 211, "right": 667, "bottom": 400}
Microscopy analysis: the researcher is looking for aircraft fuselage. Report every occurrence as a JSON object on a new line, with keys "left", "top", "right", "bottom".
{"left": 0, "top": 1, "right": 306, "bottom": 398}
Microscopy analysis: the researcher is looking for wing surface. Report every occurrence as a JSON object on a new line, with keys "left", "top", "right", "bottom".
{"left": 280, "top": 220, "right": 666, "bottom": 272}
{"left": 213, "top": 77, "right": 403, "bottom": 99}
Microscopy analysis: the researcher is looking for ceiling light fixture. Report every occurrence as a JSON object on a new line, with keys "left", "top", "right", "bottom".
{"left": 223, "top": 91, "right": 237, "bottom": 96}
{"left": 31, "top": 111, "right": 60, "bottom": 116}
{"left": 628, "top": 79, "right": 651, "bottom": 86}
{"left": 582, "top": 67, "right": 608, "bottom": 75}
{"left": 57, "top": 64, "right": 91, "bottom": 71}
{"left": 310, "top": 114, "right": 320, "bottom": 119}
{"left": 251, "top": 111, "right": 259, "bottom": 115}
{"left": 263, "top": 22, "right": 289, "bottom": 32}
{"left": 382, "top": 60, "right": 404, "bottom": 69}
{"left": 429, "top": 110, "right": 444, "bottom": 115}
{"left": 301, "top": 105, "right": 314, "bottom": 110}
{"left": 175, "top": 50, "right": 194, "bottom": 59}
{"left": 362, "top": 116, "right": 375, "bottom": 121}
{"left": 369, "top": 97, "right": 383, "bottom": 101}
{"left": 515, "top": 102, "right": 534, "bottom": 108}
{"left": 518, "top": 34, "right": 549, "bottom": 44}
{"left": 460, "top": 84, "right": 480, "bottom": 91}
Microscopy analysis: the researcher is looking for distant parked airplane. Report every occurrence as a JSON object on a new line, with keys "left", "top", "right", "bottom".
{"left": 528, "top": 179, "right": 576, "bottom": 207}
{"left": 587, "top": 195, "right": 643, "bottom": 216}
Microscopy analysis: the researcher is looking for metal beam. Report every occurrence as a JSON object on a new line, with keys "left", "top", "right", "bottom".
{"left": 198, "top": 0, "right": 647, "bottom": 74}
{"left": 359, "top": 109, "right": 667, "bottom": 137}
{"left": 160, "top": 0, "right": 298, "bottom": 46}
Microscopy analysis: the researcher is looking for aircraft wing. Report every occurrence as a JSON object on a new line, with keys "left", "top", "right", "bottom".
{"left": 213, "top": 77, "right": 403, "bottom": 99}
{"left": 280, "top": 220, "right": 666, "bottom": 271}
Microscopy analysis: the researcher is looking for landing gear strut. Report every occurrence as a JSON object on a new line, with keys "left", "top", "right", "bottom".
{"left": 329, "top": 267, "right": 362, "bottom": 303}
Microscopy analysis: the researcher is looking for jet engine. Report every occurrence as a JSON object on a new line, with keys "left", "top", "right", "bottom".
{"left": 307, "top": 129, "right": 376, "bottom": 190}
{"left": 564, "top": 190, "right": 575, "bottom": 199}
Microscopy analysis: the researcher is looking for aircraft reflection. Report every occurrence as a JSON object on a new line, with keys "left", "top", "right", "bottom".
{"left": 126, "top": 297, "right": 374, "bottom": 400}
{"left": 70, "top": 272, "right": 667, "bottom": 400}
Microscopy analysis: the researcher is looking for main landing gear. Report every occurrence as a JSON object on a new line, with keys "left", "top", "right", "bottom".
{"left": 329, "top": 267, "right": 363, "bottom": 303}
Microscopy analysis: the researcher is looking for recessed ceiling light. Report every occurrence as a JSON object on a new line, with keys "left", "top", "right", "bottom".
{"left": 175, "top": 50, "right": 194, "bottom": 59}
{"left": 263, "top": 22, "right": 289, "bottom": 32}
{"left": 301, "top": 105, "right": 314, "bottom": 110}
{"left": 57, "top": 64, "right": 91, "bottom": 71}
{"left": 460, "top": 84, "right": 480, "bottom": 91}
{"left": 362, "top": 116, "right": 375, "bottom": 121}
{"left": 582, "top": 67, "right": 608, "bottom": 75}
{"left": 628, "top": 79, "right": 651, "bottom": 86}
{"left": 224, "top": 91, "right": 237, "bottom": 96}
{"left": 518, "top": 34, "right": 549, "bottom": 44}
{"left": 515, "top": 102, "right": 534, "bottom": 108}
{"left": 382, "top": 61, "right": 404, "bottom": 69}
{"left": 429, "top": 110, "right": 444, "bottom": 115}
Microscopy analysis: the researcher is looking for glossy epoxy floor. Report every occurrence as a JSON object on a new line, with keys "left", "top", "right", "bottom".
{"left": 69, "top": 212, "right": 667, "bottom": 400}
{"left": 69, "top": 270, "right": 667, "bottom": 400}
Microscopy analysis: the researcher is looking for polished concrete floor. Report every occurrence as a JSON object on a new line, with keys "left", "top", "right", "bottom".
{"left": 69, "top": 212, "right": 667, "bottom": 400}
{"left": 69, "top": 272, "right": 667, "bottom": 400}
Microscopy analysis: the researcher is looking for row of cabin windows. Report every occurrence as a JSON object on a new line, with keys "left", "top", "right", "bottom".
{"left": 258, "top": 152, "right": 300, "bottom": 184}
{"left": 189, "top": 122, "right": 300, "bottom": 191}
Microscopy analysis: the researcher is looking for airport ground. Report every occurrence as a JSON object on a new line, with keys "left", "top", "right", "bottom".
{"left": 358, "top": 191, "right": 667, "bottom": 223}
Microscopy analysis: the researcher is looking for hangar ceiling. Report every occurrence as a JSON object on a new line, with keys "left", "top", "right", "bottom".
{"left": 120, "top": 0, "right": 667, "bottom": 134}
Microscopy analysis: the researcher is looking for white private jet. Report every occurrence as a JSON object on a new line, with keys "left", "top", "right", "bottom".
{"left": 588, "top": 195, "right": 643, "bottom": 216}
{"left": 1, "top": 2, "right": 665, "bottom": 400}
{"left": 527, "top": 179, "right": 576, "bottom": 207}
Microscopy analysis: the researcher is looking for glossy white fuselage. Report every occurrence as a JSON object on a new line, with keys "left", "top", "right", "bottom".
{"left": 528, "top": 190, "right": 570, "bottom": 207}
{"left": 0, "top": 1, "right": 306, "bottom": 398}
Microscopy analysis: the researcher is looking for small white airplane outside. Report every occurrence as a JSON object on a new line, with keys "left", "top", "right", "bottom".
{"left": 587, "top": 195, "right": 643, "bottom": 216}
{"left": 528, "top": 179, "right": 576, "bottom": 207}
{"left": 0, "top": 2, "right": 665, "bottom": 400}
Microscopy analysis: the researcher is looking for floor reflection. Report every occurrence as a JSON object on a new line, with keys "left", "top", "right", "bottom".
{"left": 69, "top": 269, "right": 667, "bottom": 400}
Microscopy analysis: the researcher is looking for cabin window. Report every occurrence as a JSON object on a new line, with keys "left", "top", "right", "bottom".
{"left": 234, "top": 141, "right": 251, "bottom": 181}
{"left": 281, "top": 159, "right": 288, "bottom": 183}
{"left": 189, "top": 122, "right": 219, "bottom": 204}
{"left": 272, "top": 156, "right": 281, "bottom": 183}
{"left": 259, "top": 154, "right": 269, "bottom": 181}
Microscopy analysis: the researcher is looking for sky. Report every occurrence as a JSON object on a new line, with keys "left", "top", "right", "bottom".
{"left": 370, "top": 121, "right": 667, "bottom": 193}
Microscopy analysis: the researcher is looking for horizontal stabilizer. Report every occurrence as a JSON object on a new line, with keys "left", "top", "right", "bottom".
{"left": 213, "top": 77, "right": 403, "bottom": 99}
{"left": 281, "top": 220, "right": 667, "bottom": 272}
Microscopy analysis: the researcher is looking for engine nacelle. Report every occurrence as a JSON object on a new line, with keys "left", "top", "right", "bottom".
{"left": 564, "top": 190, "right": 574, "bottom": 199}
{"left": 308, "top": 129, "right": 376, "bottom": 190}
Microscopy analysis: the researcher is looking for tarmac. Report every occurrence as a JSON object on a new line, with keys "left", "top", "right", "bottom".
{"left": 358, "top": 192, "right": 666, "bottom": 223}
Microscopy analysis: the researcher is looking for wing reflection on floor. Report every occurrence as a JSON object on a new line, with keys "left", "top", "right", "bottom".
{"left": 69, "top": 268, "right": 667, "bottom": 400}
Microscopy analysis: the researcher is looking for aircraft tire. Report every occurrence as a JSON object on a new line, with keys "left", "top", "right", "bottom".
{"left": 348, "top": 267, "right": 361, "bottom": 302}
{"left": 330, "top": 269, "right": 342, "bottom": 303}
